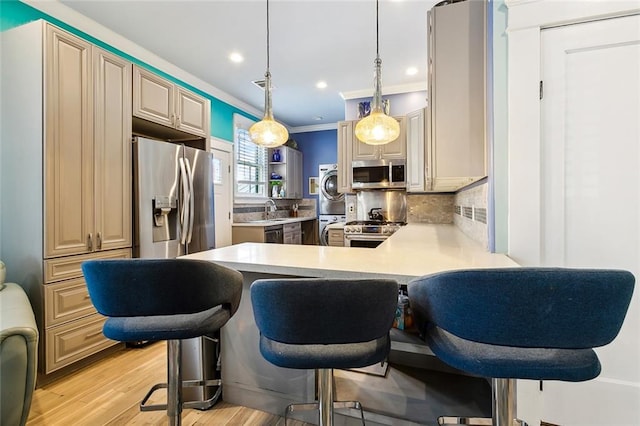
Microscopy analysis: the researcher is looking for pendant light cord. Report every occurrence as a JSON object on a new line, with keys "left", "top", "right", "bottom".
{"left": 266, "top": 0, "right": 270, "bottom": 72}
{"left": 376, "top": 0, "right": 379, "bottom": 58}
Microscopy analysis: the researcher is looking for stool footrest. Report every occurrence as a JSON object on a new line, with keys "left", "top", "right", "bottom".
{"left": 285, "top": 400, "right": 365, "bottom": 425}
{"left": 140, "top": 379, "right": 223, "bottom": 412}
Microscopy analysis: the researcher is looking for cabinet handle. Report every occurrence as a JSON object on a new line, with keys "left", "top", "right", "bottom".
{"left": 176, "top": 115, "right": 181, "bottom": 127}
{"left": 97, "top": 232, "right": 102, "bottom": 250}
{"left": 88, "top": 233, "right": 93, "bottom": 251}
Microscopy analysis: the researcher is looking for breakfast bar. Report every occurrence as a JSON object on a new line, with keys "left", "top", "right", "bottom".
{"left": 182, "top": 224, "right": 517, "bottom": 424}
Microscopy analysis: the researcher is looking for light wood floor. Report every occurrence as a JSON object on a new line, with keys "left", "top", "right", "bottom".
{"left": 27, "top": 342, "right": 311, "bottom": 425}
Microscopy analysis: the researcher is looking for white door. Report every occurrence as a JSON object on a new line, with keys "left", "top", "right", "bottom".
{"left": 211, "top": 138, "right": 233, "bottom": 248}
{"left": 538, "top": 14, "right": 640, "bottom": 425}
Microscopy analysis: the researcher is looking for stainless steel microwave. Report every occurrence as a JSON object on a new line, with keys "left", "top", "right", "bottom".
{"left": 352, "top": 159, "right": 406, "bottom": 189}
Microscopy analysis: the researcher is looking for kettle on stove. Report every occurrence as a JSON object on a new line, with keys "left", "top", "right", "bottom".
{"left": 368, "top": 208, "right": 384, "bottom": 222}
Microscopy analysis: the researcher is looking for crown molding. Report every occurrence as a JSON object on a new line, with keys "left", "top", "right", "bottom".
{"left": 340, "top": 82, "right": 427, "bottom": 101}
{"left": 289, "top": 123, "right": 338, "bottom": 134}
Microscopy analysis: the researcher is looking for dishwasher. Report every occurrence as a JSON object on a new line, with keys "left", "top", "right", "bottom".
{"left": 264, "top": 225, "right": 283, "bottom": 243}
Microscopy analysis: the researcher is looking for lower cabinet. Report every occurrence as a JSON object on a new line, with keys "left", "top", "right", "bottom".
{"left": 328, "top": 228, "right": 345, "bottom": 247}
{"left": 42, "top": 248, "right": 131, "bottom": 373}
{"left": 283, "top": 222, "right": 302, "bottom": 245}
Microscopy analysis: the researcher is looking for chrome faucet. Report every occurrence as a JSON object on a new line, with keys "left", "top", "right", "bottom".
{"left": 264, "top": 199, "right": 277, "bottom": 219}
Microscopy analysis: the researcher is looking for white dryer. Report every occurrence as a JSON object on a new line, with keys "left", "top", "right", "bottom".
{"left": 319, "top": 164, "right": 345, "bottom": 215}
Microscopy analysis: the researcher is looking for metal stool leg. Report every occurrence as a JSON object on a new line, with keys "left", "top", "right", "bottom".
{"left": 167, "top": 339, "right": 182, "bottom": 426}
{"left": 318, "top": 368, "right": 334, "bottom": 426}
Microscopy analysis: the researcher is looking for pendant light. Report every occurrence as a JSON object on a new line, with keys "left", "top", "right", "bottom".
{"left": 249, "top": 0, "right": 289, "bottom": 148}
{"left": 354, "top": 0, "right": 400, "bottom": 145}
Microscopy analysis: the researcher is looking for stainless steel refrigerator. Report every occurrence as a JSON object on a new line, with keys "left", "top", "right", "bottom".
{"left": 133, "top": 136, "right": 218, "bottom": 404}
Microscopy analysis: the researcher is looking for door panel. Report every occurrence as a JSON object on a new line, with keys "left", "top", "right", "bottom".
{"left": 44, "top": 26, "right": 93, "bottom": 258}
{"left": 212, "top": 141, "right": 233, "bottom": 248}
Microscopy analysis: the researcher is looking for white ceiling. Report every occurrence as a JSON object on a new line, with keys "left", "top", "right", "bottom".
{"left": 57, "top": 0, "right": 439, "bottom": 129}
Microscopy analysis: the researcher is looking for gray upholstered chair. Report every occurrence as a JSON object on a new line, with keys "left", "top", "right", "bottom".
{"left": 407, "top": 267, "right": 635, "bottom": 426}
{"left": 251, "top": 278, "right": 399, "bottom": 426}
{"left": 82, "top": 259, "right": 242, "bottom": 426}
{"left": 0, "top": 283, "right": 38, "bottom": 426}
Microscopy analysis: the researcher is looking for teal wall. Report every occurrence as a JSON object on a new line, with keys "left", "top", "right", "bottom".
{"left": 0, "top": 0, "right": 257, "bottom": 142}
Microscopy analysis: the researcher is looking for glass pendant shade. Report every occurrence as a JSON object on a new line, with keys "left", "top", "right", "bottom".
{"left": 249, "top": 71, "right": 288, "bottom": 147}
{"left": 355, "top": 0, "right": 399, "bottom": 146}
{"left": 250, "top": 0, "right": 288, "bottom": 148}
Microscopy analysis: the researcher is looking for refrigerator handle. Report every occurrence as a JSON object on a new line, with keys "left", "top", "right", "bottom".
{"left": 179, "top": 157, "right": 190, "bottom": 245}
{"left": 185, "top": 158, "right": 195, "bottom": 245}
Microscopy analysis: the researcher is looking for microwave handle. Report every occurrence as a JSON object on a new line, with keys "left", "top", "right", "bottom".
{"left": 389, "top": 161, "right": 393, "bottom": 184}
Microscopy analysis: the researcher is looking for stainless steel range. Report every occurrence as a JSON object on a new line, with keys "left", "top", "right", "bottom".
{"left": 343, "top": 220, "right": 405, "bottom": 248}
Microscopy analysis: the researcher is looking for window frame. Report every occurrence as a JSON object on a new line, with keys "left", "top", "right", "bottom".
{"left": 233, "top": 114, "right": 269, "bottom": 202}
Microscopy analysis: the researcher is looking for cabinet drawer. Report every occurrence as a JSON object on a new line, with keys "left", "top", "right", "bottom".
{"left": 44, "top": 248, "right": 131, "bottom": 283}
{"left": 45, "top": 277, "right": 96, "bottom": 327}
{"left": 45, "top": 313, "right": 118, "bottom": 373}
{"left": 283, "top": 222, "right": 301, "bottom": 233}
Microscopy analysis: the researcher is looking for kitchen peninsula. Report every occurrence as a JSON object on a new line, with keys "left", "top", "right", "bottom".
{"left": 182, "top": 223, "right": 517, "bottom": 424}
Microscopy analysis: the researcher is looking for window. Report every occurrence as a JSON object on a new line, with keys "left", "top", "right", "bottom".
{"left": 234, "top": 114, "right": 268, "bottom": 199}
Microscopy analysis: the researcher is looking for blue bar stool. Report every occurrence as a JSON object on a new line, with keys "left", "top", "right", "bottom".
{"left": 82, "top": 259, "right": 243, "bottom": 426}
{"left": 251, "top": 278, "right": 399, "bottom": 426}
{"left": 408, "top": 267, "right": 635, "bottom": 426}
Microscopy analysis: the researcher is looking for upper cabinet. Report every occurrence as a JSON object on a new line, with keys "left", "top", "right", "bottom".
{"left": 410, "top": 0, "right": 487, "bottom": 192}
{"left": 352, "top": 117, "right": 406, "bottom": 161}
{"left": 337, "top": 121, "right": 353, "bottom": 193}
{"left": 337, "top": 117, "right": 407, "bottom": 193}
{"left": 268, "top": 146, "right": 303, "bottom": 199}
{"left": 133, "top": 65, "right": 210, "bottom": 139}
{"left": 44, "top": 26, "right": 132, "bottom": 257}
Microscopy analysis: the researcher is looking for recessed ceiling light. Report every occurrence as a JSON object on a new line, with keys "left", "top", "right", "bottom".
{"left": 316, "top": 81, "right": 328, "bottom": 89}
{"left": 406, "top": 67, "right": 418, "bottom": 76}
{"left": 229, "top": 52, "right": 244, "bottom": 63}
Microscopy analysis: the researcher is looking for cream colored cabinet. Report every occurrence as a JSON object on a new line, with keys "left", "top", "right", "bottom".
{"left": 337, "top": 121, "right": 353, "bottom": 193}
{"left": 133, "top": 65, "right": 210, "bottom": 138}
{"left": 43, "top": 249, "right": 130, "bottom": 373}
{"left": 44, "top": 30, "right": 132, "bottom": 258}
{"left": 406, "top": 108, "right": 427, "bottom": 192}
{"left": 1, "top": 21, "right": 132, "bottom": 378}
{"left": 337, "top": 117, "right": 406, "bottom": 193}
{"left": 328, "top": 228, "right": 345, "bottom": 247}
{"left": 352, "top": 116, "right": 406, "bottom": 161}
{"left": 422, "top": 0, "right": 487, "bottom": 192}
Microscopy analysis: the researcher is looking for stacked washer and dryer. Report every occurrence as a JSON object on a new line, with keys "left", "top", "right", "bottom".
{"left": 318, "top": 164, "right": 346, "bottom": 246}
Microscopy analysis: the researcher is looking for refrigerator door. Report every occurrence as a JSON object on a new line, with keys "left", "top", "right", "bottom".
{"left": 183, "top": 145, "right": 215, "bottom": 254}
{"left": 133, "top": 137, "right": 183, "bottom": 258}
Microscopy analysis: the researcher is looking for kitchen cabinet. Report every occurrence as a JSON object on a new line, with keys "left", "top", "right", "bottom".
{"left": 411, "top": 0, "right": 486, "bottom": 193}
{"left": 337, "top": 117, "right": 406, "bottom": 194}
{"left": 268, "top": 146, "right": 303, "bottom": 199}
{"left": 133, "top": 65, "right": 210, "bottom": 138}
{"left": 352, "top": 117, "right": 406, "bottom": 161}
{"left": 1, "top": 21, "right": 132, "bottom": 377}
{"left": 328, "top": 228, "right": 345, "bottom": 247}
{"left": 283, "top": 222, "right": 302, "bottom": 245}
{"left": 337, "top": 121, "right": 353, "bottom": 193}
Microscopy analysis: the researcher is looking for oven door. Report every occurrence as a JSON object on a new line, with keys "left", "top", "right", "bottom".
{"left": 344, "top": 233, "right": 388, "bottom": 248}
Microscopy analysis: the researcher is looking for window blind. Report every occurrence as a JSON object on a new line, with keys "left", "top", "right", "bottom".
{"left": 235, "top": 128, "right": 267, "bottom": 196}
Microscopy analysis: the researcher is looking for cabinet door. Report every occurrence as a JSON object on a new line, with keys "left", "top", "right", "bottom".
{"left": 44, "top": 25, "right": 94, "bottom": 258}
{"left": 382, "top": 116, "right": 407, "bottom": 159}
{"left": 132, "top": 65, "right": 174, "bottom": 128}
{"left": 289, "top": 148, "right": 303, "bottom": 198}
{"left": 337, "top": 121, "right": 353, "bottom": 193}
{"left": 406, "top": 109, "right": 426, "bottom": 192}
{"left": 176, "top": 86, "right": 209, "bottom": 138}
{"left": 93, "top": 48, "right": 132, "bottom": 251}
{"left": 352, "top": 117, "right": 406, "bottom": 160}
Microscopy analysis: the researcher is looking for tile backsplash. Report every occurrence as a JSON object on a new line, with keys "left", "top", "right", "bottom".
{"left": 233, "top": 198, "right": 316, "bottom": 222}
{"left": 453, "top": 182, "right": 488, "bottom": 248}
{"left": 406, "top": 193, "right": 454, "bottom": 224}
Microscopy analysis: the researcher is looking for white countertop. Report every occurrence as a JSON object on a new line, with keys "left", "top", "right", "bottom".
{"left": 183, "top": 223, "right": 518, "bottom": 284}
{"left": 232, "top": 216, "right": 316, "bottom": 227}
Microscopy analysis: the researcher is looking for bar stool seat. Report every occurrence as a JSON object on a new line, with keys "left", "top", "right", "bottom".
{"left": 251, "top": 278, "right": 398, "bottom": 426}
{"left": 82, "top": 258, "right": 243, "bottom": 426}
{"left": 408, "top": 267, "right": 635, "bottom": 426}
